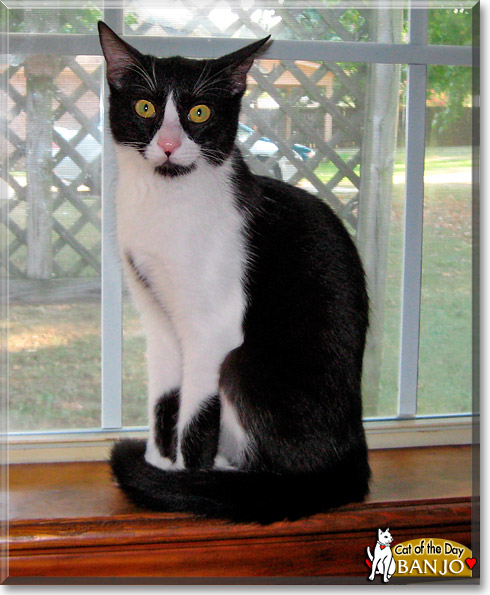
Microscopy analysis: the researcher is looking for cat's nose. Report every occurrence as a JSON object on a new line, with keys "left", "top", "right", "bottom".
{"left": 157, "top": 133, "right": 181, "bottom": 156}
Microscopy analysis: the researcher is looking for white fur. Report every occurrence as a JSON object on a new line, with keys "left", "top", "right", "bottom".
{"left": 367, "top": 528, "right": 396, "bottom": 583}
{"left": 144, "top": 94, "right": 200, "bottom": 169}
{"left": 114, "top": 119, "right": 249, "bottom": 470}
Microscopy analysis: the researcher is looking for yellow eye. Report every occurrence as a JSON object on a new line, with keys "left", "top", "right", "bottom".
{"left": 188, "top": 104, "right": 211, "bottom": 123}
{"left": 135, "top": 99, "right": 156, "bottom": 118}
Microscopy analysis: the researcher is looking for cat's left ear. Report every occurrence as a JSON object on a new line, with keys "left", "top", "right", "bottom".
{"left": 98, "top": 21, "right": 144, "bottom": 89}
{"left": 217, "top": 36, "right": 272, "bottom": 95}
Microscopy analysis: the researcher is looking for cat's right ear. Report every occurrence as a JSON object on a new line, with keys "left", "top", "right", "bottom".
{"left": 98, "top": 21, "right": 143, "bottom": 89}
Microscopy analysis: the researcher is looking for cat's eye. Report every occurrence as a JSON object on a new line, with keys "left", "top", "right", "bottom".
{"left": 188, "top": 104, "right": 211, "bottom": 123}
{"left": 135, "top": 99, "right": 156, "bottom": 119}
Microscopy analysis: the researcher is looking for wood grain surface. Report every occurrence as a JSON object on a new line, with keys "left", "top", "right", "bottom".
{"left": 3, "top": 445, "right": 478, "bottom": 583}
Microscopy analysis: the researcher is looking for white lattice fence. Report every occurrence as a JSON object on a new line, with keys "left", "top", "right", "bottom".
{"left": 2, "top": 2, "right": 369, "bottom": 279}
{"left": 240, "top": 58, "right": 364, "bottom": 230}
{"left": 2, "top": 56, "right": 102, "bottom": 279}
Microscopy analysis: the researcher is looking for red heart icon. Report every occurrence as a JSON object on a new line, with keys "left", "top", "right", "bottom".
{"left": 465, "top": 558, "right": 476, "bottom": 570}
{"left": 365, "top": 558, "right": 372, "bottom": 569}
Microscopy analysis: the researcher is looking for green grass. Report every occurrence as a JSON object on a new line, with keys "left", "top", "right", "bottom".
{"left": 376, "top": 177, "right": 472, "bottom": 417}
{"left": 8, "top": 303, "right": 101, "bottom": 430}
{"left": 7, "top": 146, "right": 473, "bottom": 430}
{"left": 313, "top": 145, "right": 472, "bottom": 183}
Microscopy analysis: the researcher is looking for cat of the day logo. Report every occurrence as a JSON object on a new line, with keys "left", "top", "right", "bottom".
{"left": 365, "top": 529, "right": 476, "bottom": 582}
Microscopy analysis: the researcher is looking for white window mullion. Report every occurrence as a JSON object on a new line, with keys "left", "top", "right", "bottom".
{"left": 3, "top": 35, "right": 472, "bottom": 67}
{"left": 101, "top": 94, "right": 123, "bottom": 430}
{"left": 398, "top": 6, "right": 428, "bottom": 418}
{"left": 100, "top": 1, "right": 124, "bottom": 429}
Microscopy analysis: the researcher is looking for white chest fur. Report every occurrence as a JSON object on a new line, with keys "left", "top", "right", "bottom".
{"left": 114, "top": 145, "right": 247, "bottom": 356}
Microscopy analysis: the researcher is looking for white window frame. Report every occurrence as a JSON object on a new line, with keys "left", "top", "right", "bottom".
{"left": 2, "top": 1, "right": 478, "bottom": 462}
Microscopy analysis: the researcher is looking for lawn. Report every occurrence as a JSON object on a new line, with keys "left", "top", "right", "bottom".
{"left": 7, "top": 146, "right": 473, "bottom": 431}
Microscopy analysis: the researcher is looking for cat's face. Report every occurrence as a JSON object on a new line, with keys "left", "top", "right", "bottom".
{"left": 98, "top": 22, "right": 270, "bottom": 178}
{"left": 378, "top": 528, "right": 393, "bottom": 545}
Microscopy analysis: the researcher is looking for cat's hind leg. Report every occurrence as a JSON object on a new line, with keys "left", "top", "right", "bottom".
{"left": 175, "top": 337, "right": 233, "bottom": 470}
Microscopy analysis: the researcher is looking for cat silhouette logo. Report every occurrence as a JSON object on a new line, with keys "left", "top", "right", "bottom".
{"left": 366, "top": 528, "right": 396, "bottom": 583}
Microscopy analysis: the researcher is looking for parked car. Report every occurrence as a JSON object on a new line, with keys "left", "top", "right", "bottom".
{"left": 237, "top": 122, "right": 315, "bottom": 180}
{"left": 51, "top": 122, "right": 315, "bottom": 186}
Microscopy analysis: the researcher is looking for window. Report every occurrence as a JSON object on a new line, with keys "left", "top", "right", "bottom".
{"left": 1, "top": 1, "right": 478, "bottom": 459}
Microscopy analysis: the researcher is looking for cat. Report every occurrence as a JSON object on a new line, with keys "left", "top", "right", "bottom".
{"left": 367, "top": 528, "right": 397, "bottom": 582}
{"left": 98, "top": 20, "right": 370, "bottom": 524}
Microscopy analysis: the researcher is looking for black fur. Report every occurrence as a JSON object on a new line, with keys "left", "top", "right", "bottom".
{"left": 126, "top": 252, "right": 151, "bottom": 290}
{"left": 154, "top": 389, "right": 180, "bottom": 462}
{"left": 98, "top": 22, "right": 269, "bottom": 175}
{"left": 100, "top": 22, "right": 371, "bottom": 523}
{"left": 111, "top": 439, "right": 369, "bottom": 524}
{"left": 221, "top": 171, "right": 369, "bottom": 477}
{"left": 180, "top": 395, "right": 221, "bottom": 470}
{"left": 154, "top": 161, "right": 196, "bottom": 178}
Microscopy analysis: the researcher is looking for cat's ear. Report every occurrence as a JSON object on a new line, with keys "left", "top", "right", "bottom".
{"left": 378, "top": 528, "right": 383, "bottom": 538}
{"left": 217, "top": 36, "right": 272, "bottom": 95}
{"left": 98, "top": 21, "right": 144, "bottom": 89}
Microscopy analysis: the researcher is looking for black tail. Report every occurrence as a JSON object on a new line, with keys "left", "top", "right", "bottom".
{"left": 110, "top": 440, "right": 370, "bottom": 524}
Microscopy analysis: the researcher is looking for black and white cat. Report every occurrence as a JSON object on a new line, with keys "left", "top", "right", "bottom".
{"left": 98, "top": 21, "right": 370, "bottom": 523}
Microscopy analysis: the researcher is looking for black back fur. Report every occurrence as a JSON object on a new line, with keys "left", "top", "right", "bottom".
{"left": 100, "top": 21, "right": 370, "bottom": 524}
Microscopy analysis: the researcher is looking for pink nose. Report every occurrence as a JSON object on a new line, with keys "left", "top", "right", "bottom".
{"left": 157, "top": 133, "right": 181, "bottom": 156}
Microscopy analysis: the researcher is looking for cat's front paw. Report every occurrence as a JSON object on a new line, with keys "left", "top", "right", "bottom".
{"left": 144, "top": 442, "right": 175, "bottom": 471}
{"left": 214, "top": 454, "right": 236, "bottom": 470}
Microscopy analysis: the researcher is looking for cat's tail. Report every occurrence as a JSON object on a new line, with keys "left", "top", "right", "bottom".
{"left": 110, "top": 439, "right": 370, "bottom": 524}
{"left": 366, "top": 546, "right": 373, "bottom": 561}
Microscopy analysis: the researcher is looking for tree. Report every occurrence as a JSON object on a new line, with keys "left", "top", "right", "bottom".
{"left": 427, "top": 8, "right": 473, "bottom": 134}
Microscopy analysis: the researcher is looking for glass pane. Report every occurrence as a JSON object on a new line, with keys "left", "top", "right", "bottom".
{"left": 8, "top": 3, "right": 103, "bottom": 33}
{"left": 120, "top": 57, "right": 407, "bottom": 423}
{"left": 417, "top": 66, "right": 472, "bottom": 416}
{"left": 124, "top": 1, "right": 406, "bottom": 43}
{"left": 428, "top": 8, "right": 473, "bottom": 46}
{"left": 122, "top": 297, "right": 147, "bottom": 428}
{"left": 4, "top": 54, "right": 103, "bottom": 431}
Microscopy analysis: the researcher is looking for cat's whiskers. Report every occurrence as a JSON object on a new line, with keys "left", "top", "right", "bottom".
{"left": 199, "top": 147, "right": 227, "bottom": 164}
{"left": 193, "top": 71, "right": 229, "bottom": 96}
{"left": 192, "top": 61, "right": 210, "bottom": 96}
{"left": 130, "top": 83, "right": 157, "bottom": 94}
{"left": 194, "top": 79, "right": 228, "bottom": 96}
{"left": 151, "top": 56, "right": 158, "bottom": 91}
{"left": 126, "top": 62, "right": 158, "bottom": 94}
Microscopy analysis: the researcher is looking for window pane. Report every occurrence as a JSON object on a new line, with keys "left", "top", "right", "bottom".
{"left": 124, "top": 1, "right": 406, "bottom": 43}
{"left": 428, "top": 8, "right": 472, "bottom": 46}
{"left": 120, "top": 57, "right": 407, "bottom": 424}
{"left": 4, "top": 54, "right": 103, "bottom": 431}
{"left": 8, "top": 3, "right": 103, "bottom": 33}
{"left": 417, "top": 66, "right": 472, "bottom": 416}
{"left": 122, "top": 297, "right": 146, "bottom": 428}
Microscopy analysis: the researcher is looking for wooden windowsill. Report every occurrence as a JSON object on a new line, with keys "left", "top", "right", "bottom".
{"left": 3, "top": 445, "right": 478, "bottom": 584}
